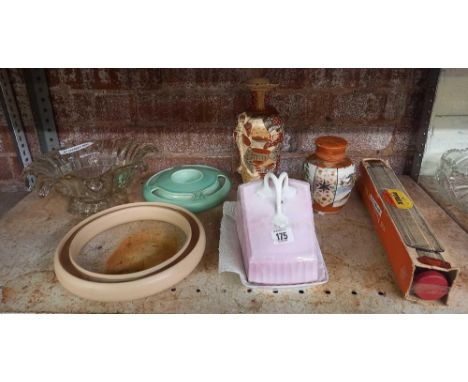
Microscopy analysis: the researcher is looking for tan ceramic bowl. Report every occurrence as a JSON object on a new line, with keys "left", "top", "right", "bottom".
{"left": 69, "top": 205, "right": 192, "bottom": 282}
{"left": 54, "top": 202, "right": 205, "bottom": 302}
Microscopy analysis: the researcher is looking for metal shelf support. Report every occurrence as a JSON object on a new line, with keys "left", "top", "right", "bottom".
{"left": 0, "top": 69, "right": 35, "bottom": 190}
{"left": 410, "top": 69, "right": 440, "bottom": 180}
{"left": 24, "top": 69, "right": 60, "bottom": 153}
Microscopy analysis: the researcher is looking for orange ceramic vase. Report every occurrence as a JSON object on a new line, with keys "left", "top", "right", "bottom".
{"left": 304, "top": 136, "right": 356, "bottom": 214}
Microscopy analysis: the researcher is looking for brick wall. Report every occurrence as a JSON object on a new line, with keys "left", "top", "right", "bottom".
{"left": 0, "top": 68, "right": 429, "bottom": 190}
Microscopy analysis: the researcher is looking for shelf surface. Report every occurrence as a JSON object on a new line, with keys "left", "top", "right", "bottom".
{"left": 0, "top": 176, "right": 467, "bottom": 313}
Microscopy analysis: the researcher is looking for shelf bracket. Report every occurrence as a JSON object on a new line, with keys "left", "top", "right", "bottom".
{"left": 0, "top": 69, "right": 35, "bottom": 190}
{"left": 410, "top": 69, "right": 440, "bottom": 180}
{"left": 24, "top": 69, "right": 60, "bottom": 153}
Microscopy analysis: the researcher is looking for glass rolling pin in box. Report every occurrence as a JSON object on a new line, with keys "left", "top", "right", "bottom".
{"left": 358, "top": 158, "right": 459, "bottom": 303}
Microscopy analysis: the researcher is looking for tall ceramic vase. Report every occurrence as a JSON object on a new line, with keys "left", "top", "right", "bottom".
{"left": 234, "top": 78, "right": 284, "bottom": 183}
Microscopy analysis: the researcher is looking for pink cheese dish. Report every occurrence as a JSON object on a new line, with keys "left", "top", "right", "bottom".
{"left": 236, "top": 176, "right": 325, "bottom": 285}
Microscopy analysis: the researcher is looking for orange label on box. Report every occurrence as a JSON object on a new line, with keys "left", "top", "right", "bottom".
{"left": 384, "top": 189, "right": 413, "bottom": 209}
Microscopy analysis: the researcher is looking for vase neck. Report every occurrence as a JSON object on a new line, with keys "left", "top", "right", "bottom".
{"left": 246, "top": 78, "right": 277, "bottom": 113}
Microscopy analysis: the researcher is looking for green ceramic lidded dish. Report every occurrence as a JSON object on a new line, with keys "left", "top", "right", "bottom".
{"left": 143, "top": 165, "right": 231, "bottom": 213}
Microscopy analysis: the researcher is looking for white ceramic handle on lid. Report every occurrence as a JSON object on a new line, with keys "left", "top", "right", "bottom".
{"left": 258, "top": 172, "right": 296, "bottom": 228}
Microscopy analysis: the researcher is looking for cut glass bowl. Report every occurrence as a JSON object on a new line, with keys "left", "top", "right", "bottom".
{"left": 24, "top": 140, "right": 156, "bottom": 216}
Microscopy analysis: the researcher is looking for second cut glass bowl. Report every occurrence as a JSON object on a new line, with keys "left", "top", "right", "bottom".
{"left": 436, "top": 148, "right": 468, "bottom": 212}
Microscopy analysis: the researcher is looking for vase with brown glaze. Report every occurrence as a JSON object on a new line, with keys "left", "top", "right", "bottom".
{"left": 304, "top": 136, "right": 356, "bottom": 214}
{"left": 234, "top": 78, "right": 284, "bottom": 183}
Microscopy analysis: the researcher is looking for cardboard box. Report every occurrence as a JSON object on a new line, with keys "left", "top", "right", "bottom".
{"left": 358, "top": 158, "right": 459, "bottom": 304}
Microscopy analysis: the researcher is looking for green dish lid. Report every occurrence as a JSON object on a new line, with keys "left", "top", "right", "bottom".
{"left": 143, "top": 165, "right": 231, "bottom": 213}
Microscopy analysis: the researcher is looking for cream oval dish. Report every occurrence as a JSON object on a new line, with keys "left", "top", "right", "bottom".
{"left": 69, "top": 205, "right": 193, "bottom": 282}
{"left": 54, "top": 202, "right": 206, "bottom": 302}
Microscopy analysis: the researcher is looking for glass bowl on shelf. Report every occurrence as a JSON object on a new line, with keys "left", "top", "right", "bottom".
{"left": 24, "top": 140, "right": 156, "bottom": 216}
{"left": 435, "top": 148, "right": 468, "bottom": 213}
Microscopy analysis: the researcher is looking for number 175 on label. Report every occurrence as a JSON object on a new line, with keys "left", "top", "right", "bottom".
{"left": 272, "top": 227, "right": 294, "bottom": 245}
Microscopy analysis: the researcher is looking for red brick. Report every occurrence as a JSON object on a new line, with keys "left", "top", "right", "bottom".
{"left": 160, "top": 125, "right": 190, "bottom": 153}
{"left": 57, "top": 124, "right": 162, "bottom": 148}
{"left": 190, "top": 126, "right": 232, "bottom": 154}
{"left": 357, "top": 69, "right": 415, "bottom": 89}
{"left": 384, "top": 89, "right": 407, "bottom": 120}
{"left": 46, "top": 69, "right": 62, "bottom": 87}
{"left": 136, "top": 93, "right": 172, "bottom": 123}
{"left": 95, "top": 94, "right": 134, "bottom": 122}
{"left": 183, "top": 95, "right": 232, "bottom": 123}
{"left": 51, "top": 91, "right": 96, "bottom": 126}
{"left": 304, "top": 69, "right": 362, "bottom": 89}
{"left": 357, "top": 69, "right": 391, "bottom": 88}
{"left": 160, "top": 124, "right": 232, "bottom": 155}
{"left": 131, "top": 126, "right": 163, "bottom": 149}
{"left": 332, "top": 91, "right": 386, "bottom": 122}
{"left": 161, "top": 69, "right": 257, "bottom": 87}
{"left": 393, "top": 123, "right": 417, "bottom": 153}
{"left": 261, "top": 69, "right": 307, "bottom": 88}
{"left": 303, "top": 69, "right": 328, "bottom": 88}
{"left": 48, "top": 69, "right": 131, "bottom": 90}
{"left": 160, "top": 69, "right": 195, "bottom": 85}
{"left": 9, "top": 155, "right": 24, "bottom": 178}
{"left": 330, "top": 69, "right": 362, "bottom": 88}
{"left": 71, "top": 93, "right": 96, "bottom": 123}
{"left": 47, "top": 69, "right": 89, "bottom": 89}
{"left": 136, "top": 93, "right": 234, "bottom": 124}
{"left": 267, "top": 93, "right": 305, "bottom": 121}
{"left": 6, "top": 68, "right": 427, "bottom": 183}
{"left": 234, "top": 92, "right": 334, "bottom": 125}
{"left": 233, "top": 89, "right": 253, "bottom": 115}
{"left": 387, "top": 69, "right": 414, "bottom": 87}
{"left": 49, "top": 91, "right": 73, "bottom": 125}
{"left": 297, "top": 125, "right": 395, "bottom": 155}
{"left": 129, "top": 69, "right": 163, "bottom": 89}
{"left": 193, "top": 69, "right": 254, "bottom": 86}
{"left": 89, "top": 69, "right": 130, "bottom": 89}
{"left": 0, "top": 129, "right": 16, "bottom": 154}
{"left": 281, "top": 92, "right": 335, "bottom": 124}
{"left": 0, "top": 156, "right": 14, "bottom": 180}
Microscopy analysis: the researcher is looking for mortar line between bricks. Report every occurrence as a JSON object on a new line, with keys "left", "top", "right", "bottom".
{"left": 157, "top": 151, "right": 412, "bottom": 160}
{"left": 54, "top": 85, "right": 426, "bottom": 98}
{"left": 273, "top": 86, "right": 424, "bottom": 95}
{"left": 55, "top": 121, "right": 409, "bottom": 130}
{"left": 57, "top": 86, "right": 244, "bottom": 97}
{"left": 161, "top": 152, "right": 233, "bottom": 159}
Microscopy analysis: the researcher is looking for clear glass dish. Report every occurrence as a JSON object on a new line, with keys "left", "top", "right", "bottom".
{"left": 24, "top": 140, "right": 156, "bottom": 216}
{"left": 436, "top": 148, "right": 468, "bottom": 212}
